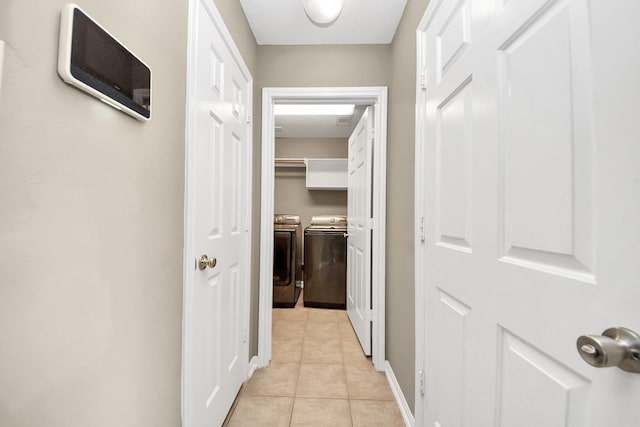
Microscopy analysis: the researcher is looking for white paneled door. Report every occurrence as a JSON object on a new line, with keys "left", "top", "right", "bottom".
{"left": 183, "top": 0, "right": 252, "bottom": 426}
{"left": 347, "top": 107, "right": 373, "bottom": 355}
{"left": 418, "top": 0, "right": 640, "bottom": 426}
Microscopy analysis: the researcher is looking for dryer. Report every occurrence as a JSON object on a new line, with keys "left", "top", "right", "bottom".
{"left": 273, "top": 214, "right": 303, "bottom": 308}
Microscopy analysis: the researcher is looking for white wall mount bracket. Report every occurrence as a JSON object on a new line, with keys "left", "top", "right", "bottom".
{"left": 0, "top": 40, "right": 5, "bottom": 95}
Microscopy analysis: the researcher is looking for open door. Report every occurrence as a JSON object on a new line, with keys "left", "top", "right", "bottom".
{"left": 182, "top": 0, "right": 252, "bottom": 425}
{"left": 347, "top": 106, "right": 373, "bottom": 355}
{"left": 416, "top": 0, "right": 640, "bottom": 425}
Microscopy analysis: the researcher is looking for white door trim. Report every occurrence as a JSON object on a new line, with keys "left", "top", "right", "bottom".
{"left": 182, "top": 0, "right": 253, "bottom": 424}
{"left": 414, "top": 4, "right": 437, "bottom": 425}
{"left": 259, "top": 86, "right": 388, "bottom": 370}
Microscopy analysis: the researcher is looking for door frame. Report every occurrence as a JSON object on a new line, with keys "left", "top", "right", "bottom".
{"left": 414, "top": 4, "right": 437, "bottom": 425}
{"left": 181, "top": 0, "right": 253, "bottom": 424}
{"left": 258, "top": 86, "right": 388, "bottom": 370}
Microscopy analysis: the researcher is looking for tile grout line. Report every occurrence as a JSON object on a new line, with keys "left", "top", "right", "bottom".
{"left": 288, "top": 310, "right": 307, "bottom": 426}
{"left": 342, "top": 322, "right": 356, "bottom": 427}
{"left": 339, "top": 317, "right": 355, "bottom": 420}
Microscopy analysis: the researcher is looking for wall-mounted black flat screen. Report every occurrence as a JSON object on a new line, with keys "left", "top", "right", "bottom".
{"left": 58, "top": 4, "right": 151, "bottom": 120}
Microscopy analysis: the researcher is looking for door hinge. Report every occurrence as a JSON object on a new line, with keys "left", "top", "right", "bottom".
{"left": 365, "top": 309, "right": 373, "bottom": 323}
{"left": 420, "top": 67, "right": 427, "bottom": 90}
{"left": 418, "top": 370, "right": 426, "bottom": 396}
{"left": 246, "top": 113, "right": 252, "bottom": 124}
{"left": 368, "top": 218, "right": 375, "bottom": 230}
{"left": 243, "top": 328, "right": 248, "bottom": 343}
{"left": 418, "top": 216, "right": 425, "bottom": 242}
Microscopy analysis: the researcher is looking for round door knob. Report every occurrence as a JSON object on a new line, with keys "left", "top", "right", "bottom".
{"left": 576, "top": 335, "right": 627, "bottom": 367}
{"left": 577, "top": 327, "right": 640, "bottom": 373}
{"left": 198, "top": 255, "right": 217, "bottom": 270}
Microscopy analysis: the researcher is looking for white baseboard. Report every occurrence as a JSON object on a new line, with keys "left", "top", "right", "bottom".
{"left": 247, "top": 356, "right": 259, "bottom": 379}
{"left": 385, "top": 360, "right": 415, "bottom": 427}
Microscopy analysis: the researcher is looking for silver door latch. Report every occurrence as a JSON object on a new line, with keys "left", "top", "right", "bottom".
{"left": 577, "top": 327, "right": 640, "bottom": 373}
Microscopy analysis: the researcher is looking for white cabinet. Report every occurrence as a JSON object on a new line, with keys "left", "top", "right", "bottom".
{"left": 274, "top": 158, "right": 347, "bottom": 190}
{"left": 305, "top": 158, "right": 347, "bottom": 190}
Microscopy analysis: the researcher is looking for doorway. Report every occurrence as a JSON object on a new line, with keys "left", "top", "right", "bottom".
{"left": 258, "top": 87, "right": 388, "bottom": 371}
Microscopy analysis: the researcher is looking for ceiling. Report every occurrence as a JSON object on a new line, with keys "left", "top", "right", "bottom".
{"left": 275, "top": 105, "right": 366, "bottom": 138}
{"left": 242, "top": 1, "right": 405, "bottom": 138}
{"left": 239, "top": 0, "right": 407, "bottom": 45}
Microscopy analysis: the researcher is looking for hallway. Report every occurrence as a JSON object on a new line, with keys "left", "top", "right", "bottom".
{"left": 223, "top": 294, "right": 404, "bottom": 426}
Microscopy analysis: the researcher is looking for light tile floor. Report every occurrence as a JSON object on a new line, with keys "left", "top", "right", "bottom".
{"left": 224, "top": 293, "right": 405, "bottom": 426}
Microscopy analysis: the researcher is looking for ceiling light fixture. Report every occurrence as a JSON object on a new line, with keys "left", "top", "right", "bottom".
{"left": 274, "top": 104, "right": 355, "bottom": 116}
{"left": 303, "top": 0, "right": 344, "bottom": 25}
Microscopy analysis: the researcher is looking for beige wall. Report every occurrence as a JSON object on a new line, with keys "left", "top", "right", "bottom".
{"left": 275, "top": 138, "right": 348, "bottom": 230}
{"left": 0, "top": 1, "right": 188, "bottom": 426}
{"left": 0, "top": 0, "right": 258, "bottom": 426}
{"left": 257, "top": 45, "right": 391, "bottom": 87}
{"left": 386, "top": 0, "right": 430, "bottom": 412}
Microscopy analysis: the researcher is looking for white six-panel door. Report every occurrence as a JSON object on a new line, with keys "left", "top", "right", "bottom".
{"left": 183, "top": 0, "right": 252, "bottom": 425}
{"left": 417, "top": 0, "right": 640, "bottom": 426}
{"left": 347, "top": 107, "right": 373, "bottom": 355}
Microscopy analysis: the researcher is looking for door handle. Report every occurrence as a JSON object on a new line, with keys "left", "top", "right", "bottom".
{"left": 198, "top": 254, "right": 217, "bottom": 271}
{"left": 576, "top": 327, "right": 640, "bottom": 373}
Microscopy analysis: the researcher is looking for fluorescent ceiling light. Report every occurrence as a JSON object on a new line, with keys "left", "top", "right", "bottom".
{"left": 274, "top": 104, "right": 355, "bottom": 116}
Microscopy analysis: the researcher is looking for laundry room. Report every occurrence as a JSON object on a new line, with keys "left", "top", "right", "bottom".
{"left": 272, "top": 103, "right": 360, "bottom": 309}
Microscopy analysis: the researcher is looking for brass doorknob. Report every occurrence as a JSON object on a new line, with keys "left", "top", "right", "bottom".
{"left": 198, "top": 254, "right": 217, "bottom": 270}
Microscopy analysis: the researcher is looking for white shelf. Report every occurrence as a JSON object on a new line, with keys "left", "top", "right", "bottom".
{"left": 274, "top": 157, "right": 348, "bottom": 190}
{"left": 305, "top": 158, "right": 348, "bottom": 190}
